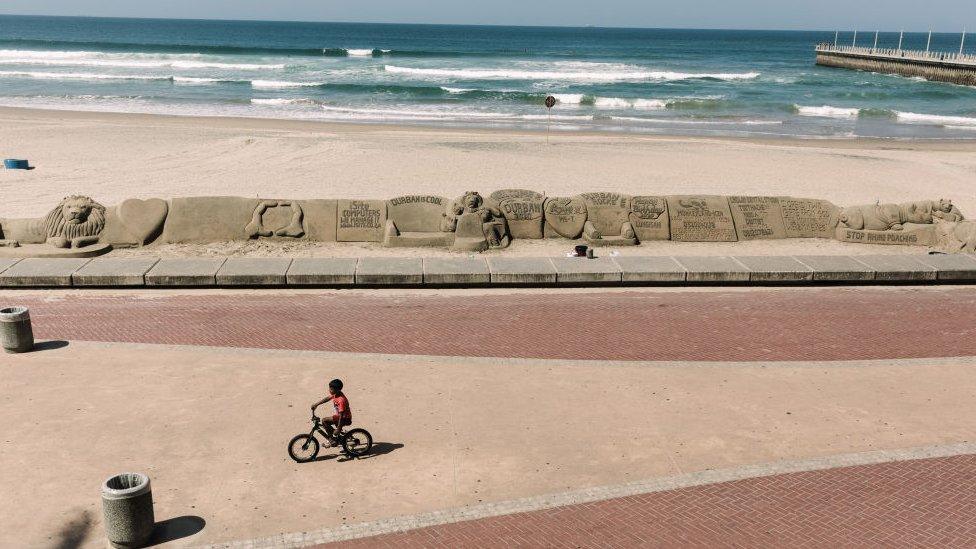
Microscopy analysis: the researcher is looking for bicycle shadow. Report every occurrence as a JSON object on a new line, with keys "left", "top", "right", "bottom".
{"left": 306, "top": 441, "right": 404, "bottom": 463}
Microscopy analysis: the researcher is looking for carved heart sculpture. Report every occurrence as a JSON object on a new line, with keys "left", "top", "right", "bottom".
{"left": 117, "top": 198, "right": 169, "bottom": 245}
{"left": 543, "top": 197, "right": 587, "bottom": 239}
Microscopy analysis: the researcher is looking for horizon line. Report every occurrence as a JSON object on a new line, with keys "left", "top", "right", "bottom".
{"left": 0, "top": 13, "right": 970, "bottom": 35}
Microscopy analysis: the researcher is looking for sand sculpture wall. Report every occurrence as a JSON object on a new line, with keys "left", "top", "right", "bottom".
{"left": 0, "top": 191, "right": 972, "bottom": 257}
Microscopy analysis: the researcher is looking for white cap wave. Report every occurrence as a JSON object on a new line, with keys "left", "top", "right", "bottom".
{"left": 385, "top": 65, "right": 759, "bottom": 83}
{"left": 795, "top": 105, "right": 860, "bottom": 119}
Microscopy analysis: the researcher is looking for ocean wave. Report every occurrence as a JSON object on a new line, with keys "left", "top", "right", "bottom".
{"left": 794, "top": 105, "right": 860, "bottom": 119}
{"left": 0, "top": 38, "right": 330, "bottom": 57}
{"left": 519, "top": 114, "right": 595, "bottom": 121}
{"left": 552, "top": 93, "right": 585, "bottom": 104}
{"left": 322, "top": 48, "right": 393, "bottom": 57}
{"left": 895, "top": 112, "right": 976, "bottom": 126}
{"left": 251, "top": 79, "right": 324, "bottom": 89}
{"left": 611, "top": 116, "right": 783, "bottom": 126}
{"left": 319, "top": 105, "right": 515, "bottom": 119}
{"left": 384, "top": 65, "right": 759, "bottom": 82}
{"left": 0, "top": 50, "right": 285, "bottom": 70}
{"left": 173, "top": 76, "right": 245, "bottom": 85}
{"left": 251, "top": 98, "right": 317, "bottom": 106}
{"left": 0, "top": 70, "right": 173, "bottom": 82}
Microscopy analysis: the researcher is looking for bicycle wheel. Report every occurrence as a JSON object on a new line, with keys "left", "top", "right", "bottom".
{"left": 341, "top": 428, "right": 373, "bottom": 457}
{"left": 288, "top": 434, "right": 319, "bottom": 463}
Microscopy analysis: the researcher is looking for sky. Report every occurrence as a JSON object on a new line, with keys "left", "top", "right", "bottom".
{"left": 0, "top": 0, "right": 973, "bottom": 31}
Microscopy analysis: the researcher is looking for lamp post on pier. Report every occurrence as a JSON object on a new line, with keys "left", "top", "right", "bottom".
{"left": 926, "top": 30, "right": 932, "bottom": 53}
{"left": 898, "top": 30, "right": 903, "bottom": 53}
{"left": 873, "top": 30, "right": 879, "bottom": 51}
{"left": 962, "top": 29, "right": 967, "bottom": 55}
{"left": 852, "top": 30, "right": 857, "bottom": 47}
{"left": 834, "top": 31, "right": 838, "bottom": 47}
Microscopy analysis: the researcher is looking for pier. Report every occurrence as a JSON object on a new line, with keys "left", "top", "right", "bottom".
{"left": 815, "top": 42, "right": 976, "bottom": 86}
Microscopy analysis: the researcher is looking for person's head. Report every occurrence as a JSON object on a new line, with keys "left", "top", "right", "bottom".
{"left": 328, "top": 378, "right": 344, "bottom": 396}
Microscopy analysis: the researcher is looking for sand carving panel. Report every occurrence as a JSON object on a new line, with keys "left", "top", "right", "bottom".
{"left": 245, "top": 201, "right": 304, "bottom": 239}
{"left": 448, "top": 191, "right": 510, "bottom": 252}
{"left": 579, "top": 193, "right": 637, "bottom": 246}
{"left": 384, "top": 195, "right": 453, "bottom": 247}
{"left": 337, "top": 199, "right": 387, "bottom": 242}
{"left": 0, "top": 195, "right": 116, "bottom": 257}
{"left": 780, "top": 198, "right": 839, "bottom": 239}
{"left": 160, "top": 197, "right": 336, "bottom": 243}
{"left": 939, "top": 221, "right": 976, "bottom": 253}
{"left": 2, "top": 193, "right": 973, "bottom": 256}
{"left": 836, "top": 199, "right": 963, "bottom": 247}
{"left": 667, "top": 196, "right": 737, "bottom": 242}
{"left": 543, "top": 197, "right": 587, "bottom": 239}
{"left": 728, "top": 196, "right": 787, "bottom": 240}
{"left": 489, "top": 189, "right": 546, "bottom": 239}
{"left": 629, "top": 196, "right": 670, "bottom": 241}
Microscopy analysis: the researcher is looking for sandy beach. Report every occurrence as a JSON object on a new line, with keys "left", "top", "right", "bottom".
{"left": 2, "top": 106, "right": 975, "bottom": 257}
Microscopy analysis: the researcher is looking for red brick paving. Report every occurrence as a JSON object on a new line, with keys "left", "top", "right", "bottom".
{"left": 320, "top": 454, "right": 976, "bottom": 548}
{"left": 11, "top": 287, "right": 976, "bottom": 361}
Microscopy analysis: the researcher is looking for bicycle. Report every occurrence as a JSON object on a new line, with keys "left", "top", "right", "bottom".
{"left": 288, "top": 414, "right": 373, "bottom": 462}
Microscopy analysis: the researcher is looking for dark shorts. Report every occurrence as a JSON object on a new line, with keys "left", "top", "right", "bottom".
{"left": 327, "top": 417, "right": 352, "bottom": 427}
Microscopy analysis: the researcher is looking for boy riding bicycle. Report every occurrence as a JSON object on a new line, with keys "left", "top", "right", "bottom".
{"left": 311, "top": 379, "right": 352, "bottom": 443}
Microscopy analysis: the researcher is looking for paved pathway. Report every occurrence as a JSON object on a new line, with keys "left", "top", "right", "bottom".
{"left": 8, "top": 286, "right": 976, "bottom": 548}
{"left": 13, "top": 287, "right": 976, "bottom": 361}
{"left": 315, "top": 453, "right": 976, "bottom": 548}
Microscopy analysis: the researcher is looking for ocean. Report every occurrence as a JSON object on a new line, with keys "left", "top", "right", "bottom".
{"left": 0, "top": 15, "right": 975, "bottom": 138}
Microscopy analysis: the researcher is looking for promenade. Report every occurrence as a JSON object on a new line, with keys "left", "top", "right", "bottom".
{"left": 2, "top": 286, "right": 976, "bottom": 547}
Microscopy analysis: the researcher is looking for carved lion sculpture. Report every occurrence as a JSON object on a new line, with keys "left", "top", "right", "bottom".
{"left": 43, "top": 196, "right": 106, "bottom": 248}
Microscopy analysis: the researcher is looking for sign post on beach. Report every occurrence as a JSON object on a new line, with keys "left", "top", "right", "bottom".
{"left": 545, "top": 95, "right": 556, "bottom": 144}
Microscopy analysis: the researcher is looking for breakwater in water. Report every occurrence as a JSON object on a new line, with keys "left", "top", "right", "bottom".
{"left": 815, "top": 44, "right": 976, "bottom": 86}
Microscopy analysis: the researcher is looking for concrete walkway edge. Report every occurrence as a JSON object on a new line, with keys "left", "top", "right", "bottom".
{"left": 0, "top": 254, "right": 974, "bottom": 288}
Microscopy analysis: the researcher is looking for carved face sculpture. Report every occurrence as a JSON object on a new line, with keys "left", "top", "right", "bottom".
{"left": 463, "top": 192, "right": 484, "bottom": 211}
{"left": 61, "top": 196, "right": 94, "bottom": 225}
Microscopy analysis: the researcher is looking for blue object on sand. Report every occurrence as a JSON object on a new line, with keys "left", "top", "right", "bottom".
{"left": 4, "top": 159, "right": 30, "bottom": 169}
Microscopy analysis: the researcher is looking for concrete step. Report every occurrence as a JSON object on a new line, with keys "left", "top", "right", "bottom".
{"left": 0, "top": 254, "right": 973, "bottom": 288}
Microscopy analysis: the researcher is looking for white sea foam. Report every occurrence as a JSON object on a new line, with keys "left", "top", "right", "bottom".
{"left": 795, "top": 105, "right": 860, "bottom": 119}
{"left": 590, "top": 97, "right": 668, "bottom": 109}
{"left": 0, "top": 50, "right": 284, "bottom": 70}
{"left": 320, "top": 105, "right": 513, "bottom": 119}
{"left": 252, "top": 98, "right": 316, "bottom": 106}
{"left": 173, "top": 76, "right": 238, "bottom": 84}
{"left": 612, "top": 116, "right": 782, "bottom": 126}
{"left": 346, "top": 49, "right": 375, "bottom": 57}
{"left": 895, "top": 111, "right": 976, "bottom": 126}
{"left": 634, "top": 99, "right": 668, "bottom": 110}
{"left": 519, "top": 114, "right": 594, "bottom": 121}
{"left": 552, "top": 93, "right": 585, "bottom": 104}
{"left": 385, "top": 65, "right": 759, "bottom": 83}
{"left": 441, "top": 87, "right": 473, "bottom": 94}
{"left": 594, "top": 97, "right": 632, "bottom": 109}
{"left": 251, "top": 80, "right": 322, "bottom": 89}
{"left": 0, "top": 70, "right": 172, "bottom": 82}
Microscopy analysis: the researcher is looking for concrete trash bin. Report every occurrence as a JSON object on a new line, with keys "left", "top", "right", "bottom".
{"left": 0, "top": 306, "right": 34, "bottom": 353}
{"left": 101, "top": 473, "right": 155, "bottom": 548}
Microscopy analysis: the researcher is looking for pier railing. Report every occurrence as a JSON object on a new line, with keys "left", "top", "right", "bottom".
{"left": 815, "top": 43, "right": 976, "bottom": 67}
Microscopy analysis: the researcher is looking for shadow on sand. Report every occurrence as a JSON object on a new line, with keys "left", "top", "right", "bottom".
{"left": 146, "top": 515, "right": 206, "bottom": 546}
{"left": 52, "top": 509, "right": 93, "bottom": 549}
